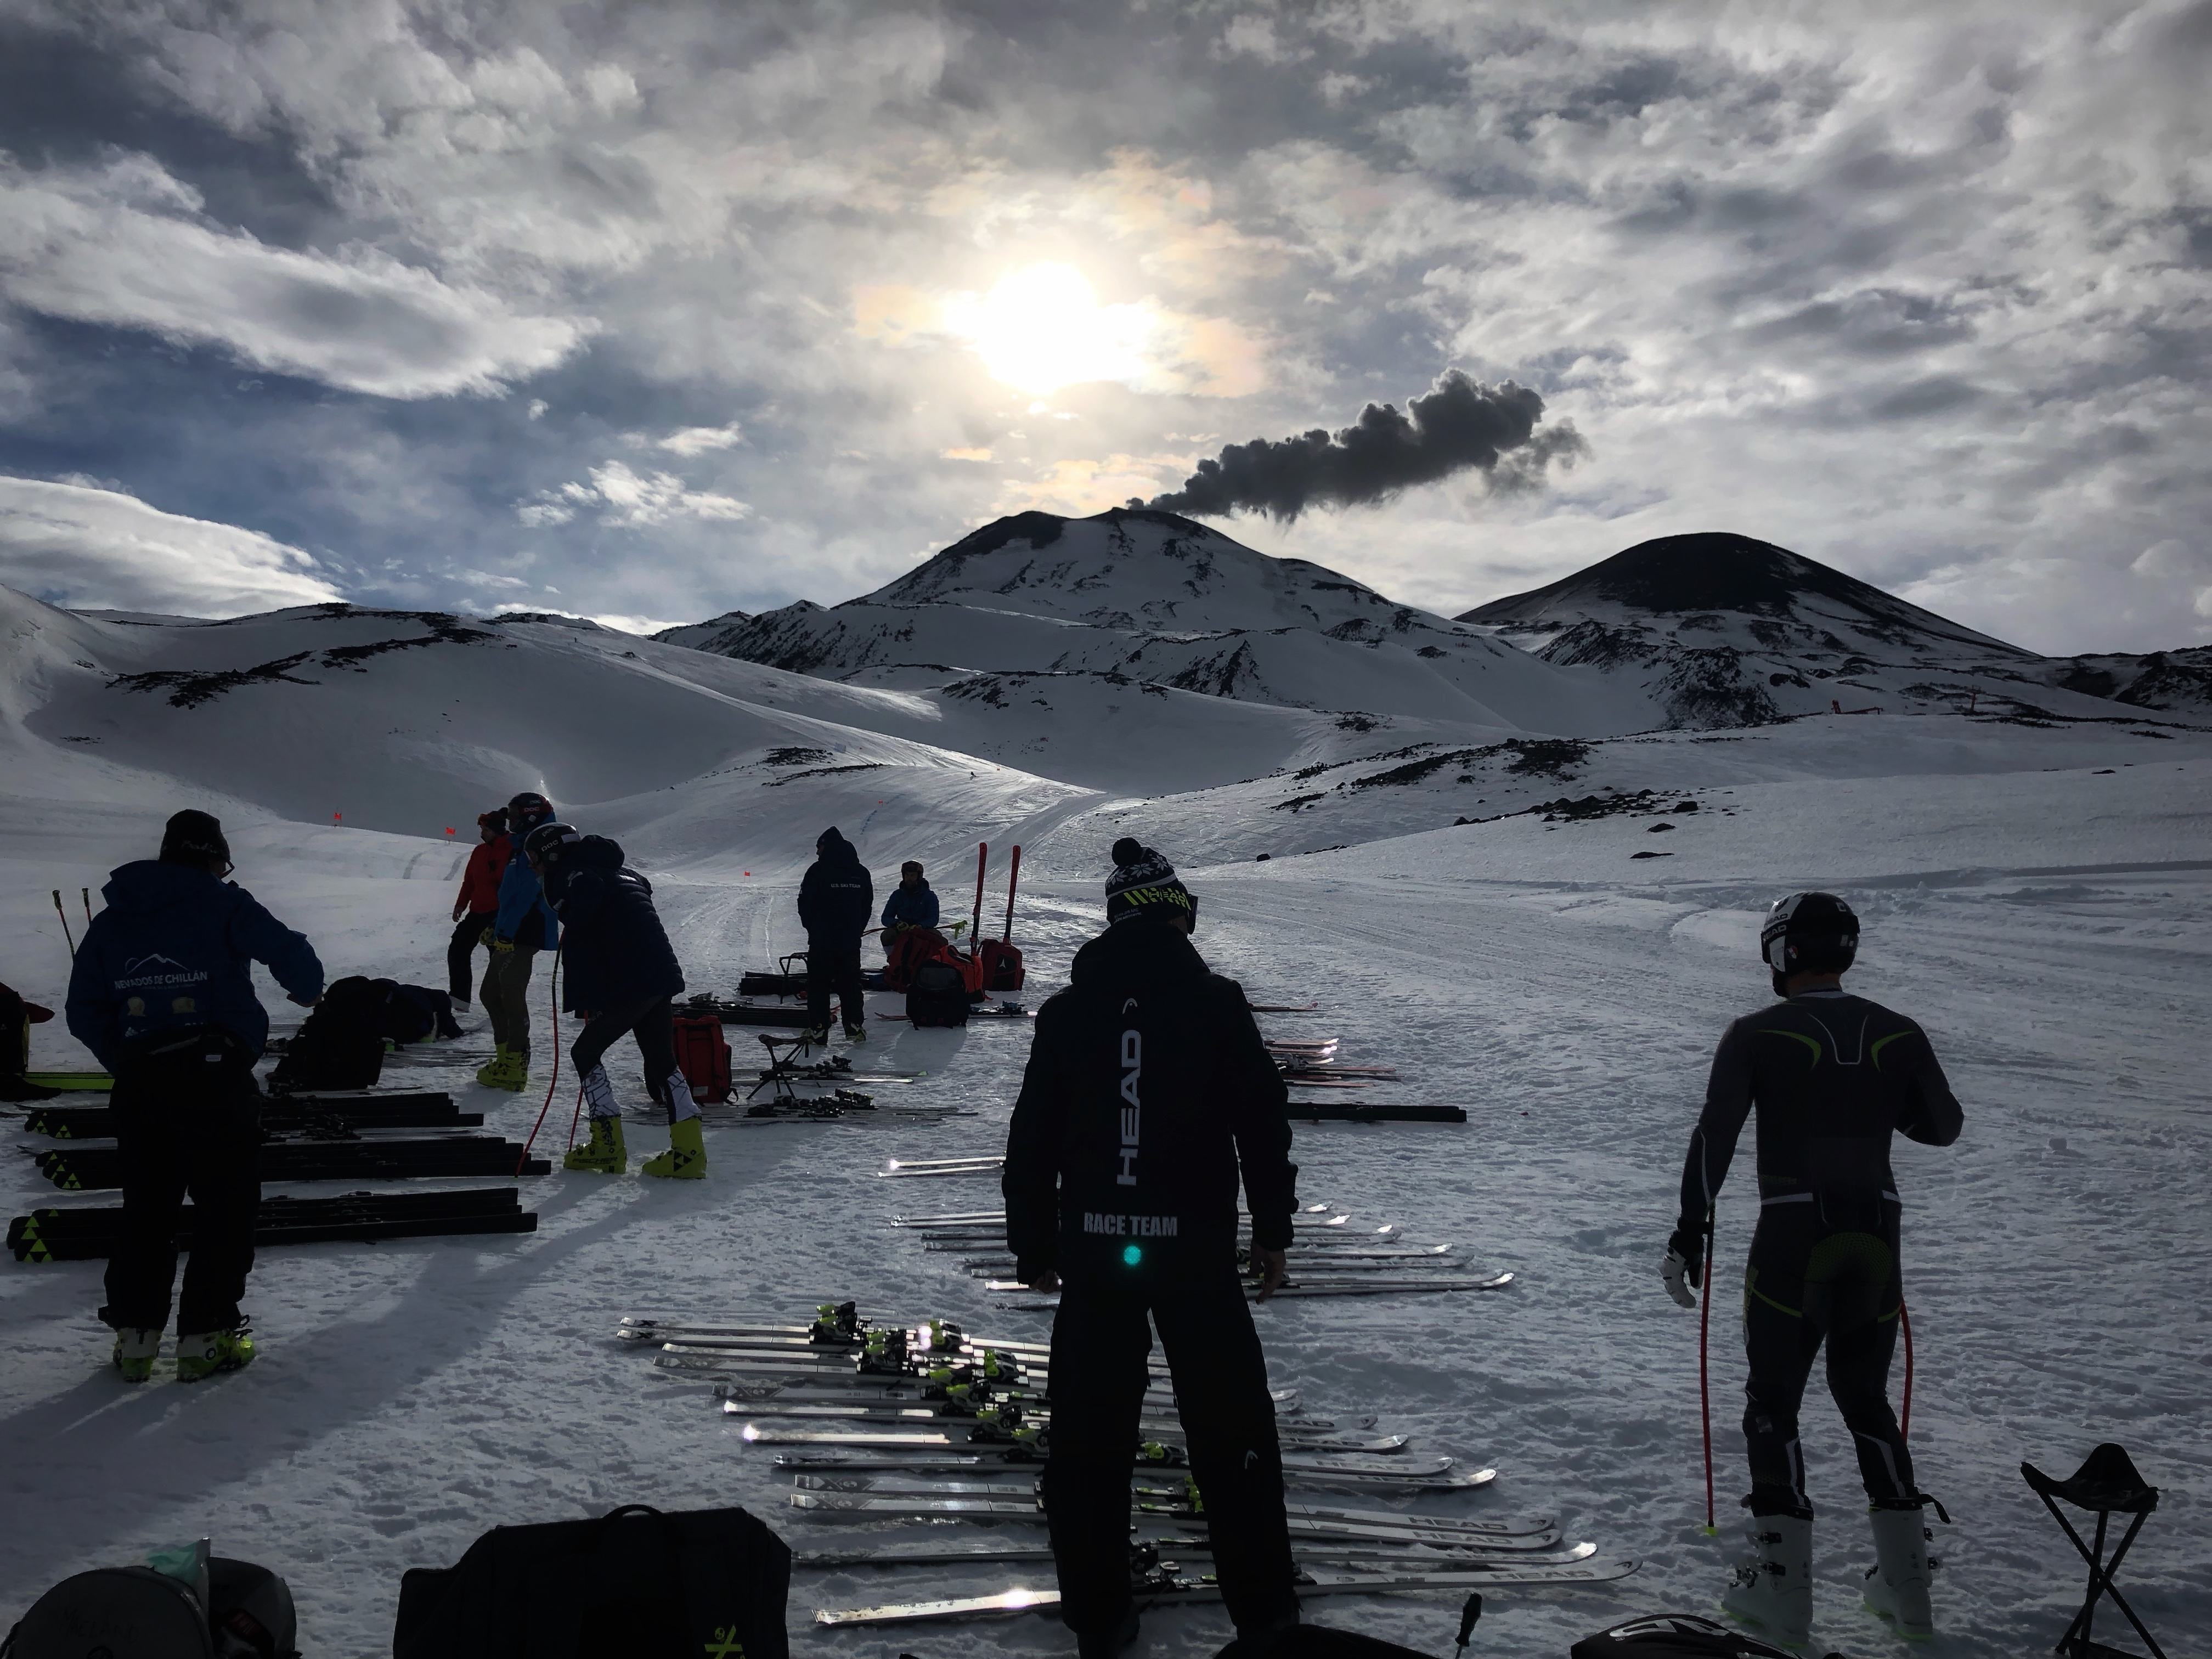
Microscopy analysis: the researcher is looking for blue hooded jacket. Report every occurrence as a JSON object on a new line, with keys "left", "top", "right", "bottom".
{"left": 495, "top": 842, "right": 560, "bottom": 950}
{"left": 881, "top": 879, "right": 940, "bottom": 931}
{"left": 66, "top": 860, "right": 324, "bottom": 1070}
{"left": 543, "top": 837, "right": 684, "bottom": 1014}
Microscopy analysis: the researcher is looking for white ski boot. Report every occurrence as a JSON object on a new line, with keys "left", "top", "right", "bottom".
{"left": 1863, "top": 1503, "right": 1937, "bottom": 1639}
{"left": 1721, "top": 1511, "right": 1814, "bottom": 1649}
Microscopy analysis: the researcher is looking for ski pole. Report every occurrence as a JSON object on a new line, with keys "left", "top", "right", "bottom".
{"left": 1899, "top": 1300, "right": 1914, "bottom": 1440}
{"left": 80, "top": 888, "right": 92, "bottom": 926}
{"left": 1699, "top": 1203, "right": 1717, "bottom": 1533}
{"left": 1002, "top": 844, "right": 1022, "bottom": 943}
{"left": 970, "top": 842, "right": 987, "bottom": 953}
{"left": 52, "top": 891, "right": 76, "bottom": 957}
{"left": 1453, "top": 1593, "right": 1482, "bottom": 1652}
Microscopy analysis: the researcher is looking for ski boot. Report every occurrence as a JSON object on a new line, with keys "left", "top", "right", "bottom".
{"left": 843, "top": 1023, "right": 867, "bottom": 1046}
{"left": 111, "top": 1327, "right": 160, "bottom": 1383}
{"left": 640, "top": 1117, "right": 707, "bottom": 1179}
{"left": 1720, "top": 1510, "right": 1814, "bottom": 1648}
{"left": 176, "top": 1321, "right": 256, "bottom": 1382}
{"left": 802, "top": 1025, "right": 830, "bottom": 1048}
{"left": 564, "top": 1115, "right": 627, "bottom": 1173}
{"left": 475, "top": 1044, "right": 523, "bottom": 1090}
{"left": 1863, "top": 1499, "right": 1940, "bottom": 1639}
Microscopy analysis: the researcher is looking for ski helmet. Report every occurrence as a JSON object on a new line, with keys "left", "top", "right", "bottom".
{"left": 507, "top": 791, "right": 555, "bottom": 831}
{"left": 1760, "top": 891, "right": 1858, "bottom": 976}
{"left": 522, "top": 821, "right": 580, "bottom": 867}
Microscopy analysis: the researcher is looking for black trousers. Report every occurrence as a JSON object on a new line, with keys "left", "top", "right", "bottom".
{"left": 805, "top": 941, "right": 866, "bottom": 1031}
{"left": 447, "top": 911, "right": 496, "bottom": 1004}
{"left": 1043, "top": 1263, "right": 1298, "bottom": 1637}
{"left": 99, "top": 1029, "right": 262, "bottom": 1334}
{"left": 571, "top": 996, "right": 681, "bottom": 1118}
{"left": 1741, "top": 1200, "right": 1916, "bottom": 1516}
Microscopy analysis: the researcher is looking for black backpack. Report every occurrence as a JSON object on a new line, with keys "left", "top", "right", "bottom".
{"left": 269, "top": 976, "right": 387, "bottom": 1094}
{"left": 1570, "top": 1613, "right": 1810, "bottom": 1659}
{"left": 392, "top": 1503, "right": 788, "bottom": 1659}
{"left": 4, "top": 1556, "right": 297, "bottom": 1658}
{"left": 905, "top": 957, "right": 970, "bottom": 1028}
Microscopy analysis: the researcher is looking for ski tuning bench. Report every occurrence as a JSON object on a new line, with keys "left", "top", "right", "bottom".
{"left": 2021, "top": 1441, "right": 2167, "bottom": 1659}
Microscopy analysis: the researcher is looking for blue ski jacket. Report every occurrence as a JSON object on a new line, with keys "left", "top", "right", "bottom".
{"left": 881, "top": 880, "right": 940, "bottom": 932}
{"left": 543, "top": 837, "right": 685, "bottom": 1014}
{"left": 495, "top": 841, "right": 560, "bottom": 950}
{"left": 66, "top": 860, "right": 324, "bottom": 1070}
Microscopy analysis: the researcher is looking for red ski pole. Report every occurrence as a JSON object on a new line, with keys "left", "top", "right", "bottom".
{"left": 52, "top": 890, "right": 76, "bottom": 957}
{"left": 1002, "top": 845, "right": 1022, "bottom": 943}
{"left": 1699, "top": 1204, "right": 1717, "bottom": 1533}
{"left": 1899, "top": 1300, "right": 1915, "bottom": 1440}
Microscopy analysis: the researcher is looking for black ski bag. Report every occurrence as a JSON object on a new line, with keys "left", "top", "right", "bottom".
{"left": 391, "top": 1503, "right": 789, "bottom": 1659}
{"left": 1570, "top": 1612, "right": 1809, "bottom": 1659}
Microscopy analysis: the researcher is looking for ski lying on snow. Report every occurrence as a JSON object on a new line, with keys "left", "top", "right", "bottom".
{"left": 989, "top": 1272, "right": 1513, "bottom": 1300}
{"left": 792, "top": 1467, "right": 1498, "bottom": 1498}
{"left": 792, "top": 1491, "right": 1539, "bottom": 1542}
{"left": 721, "top": 1398, "right": 1378, "bottom": 1441}
{"left": 772, "top": 1447, "right": 1458, "bottom": 1480}
{"left": 743, "top": 1424, "right": 1407, "bottom": 1455}
{"left": 815, "top": 1558, "right": 1637, "bottom": 1627}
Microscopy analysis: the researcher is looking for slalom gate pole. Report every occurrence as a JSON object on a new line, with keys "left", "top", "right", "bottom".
{"left": 80, "top": 888, "right": 92, "bottom": 926}
{"left": 1002, "top": 845, "right": 1022, "bottom": 943}
{"left": 1899, "top": 1300, "right": 1914, "bottom": 1439}
{"left": 51, "top": 891, "right": 76, "bottom": 958}
{"left": 515, "top": 944, "right": 565, "bottom": 1174}
{"left": 970, "top": 842, "right": 987, "bottom": 955}
{"left": 1699, "top": 1204, "right": 1717, "bottom": 1533}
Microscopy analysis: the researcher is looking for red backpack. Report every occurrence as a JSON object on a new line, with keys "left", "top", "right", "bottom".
{"left": 883, "top": 927, "right": 950, "bottom": 994}
{"left": 974, "top": 938, "right": 1025, "bottom": 993}
{"left": 670, "top": 1015, "right": 731, "bottom": 1104}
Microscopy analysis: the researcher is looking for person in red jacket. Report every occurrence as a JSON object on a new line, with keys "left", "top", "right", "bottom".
{"left": 1, "top": 979, "right": 61, "bottom": 1101}
{"left": 448, "top": 810, "right": 510, "bottom": 1010}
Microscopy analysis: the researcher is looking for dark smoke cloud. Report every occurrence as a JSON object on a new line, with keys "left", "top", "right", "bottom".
{"left": 1142, "top": 371, "right": 1587, "bottom": 521}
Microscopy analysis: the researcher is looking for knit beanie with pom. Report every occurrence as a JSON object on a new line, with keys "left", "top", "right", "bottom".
{"left": 1105, "top": 837, "right": 1195, "bottom": 927}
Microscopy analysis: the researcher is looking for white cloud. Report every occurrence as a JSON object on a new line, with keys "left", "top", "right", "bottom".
{"left": 653, "top": 422, "right": 744, "bottom": 455}
{"left": 0, "top": 475, "right": 341, "bottom": 616}
{"left": 517, "top": 460, "right": 752, "bottom": 529}
{"left": 0, "top": 154, "right": 589, "bottom": 398}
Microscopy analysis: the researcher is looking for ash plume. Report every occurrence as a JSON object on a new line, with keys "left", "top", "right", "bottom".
{"left": 1143, "top": 370, "right": 1586, "bottom": 521}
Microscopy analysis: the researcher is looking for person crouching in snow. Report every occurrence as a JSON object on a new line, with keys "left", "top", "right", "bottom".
{"left": 524, "top": 823, "right": 704, "bottom": 1180}
{"left": 879, "top": 860, "right": 940, "bottom": 955}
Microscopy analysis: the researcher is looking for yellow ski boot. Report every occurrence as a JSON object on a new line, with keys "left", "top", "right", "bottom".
{"left": 564, "top": 1115, "right": 627, "bottom": 1173}
{"left": 176, "top": 1322, "right": 256, "bottom": 1382}
{"left": 641, "top": 1118, "right": 707, "bottom": 1180}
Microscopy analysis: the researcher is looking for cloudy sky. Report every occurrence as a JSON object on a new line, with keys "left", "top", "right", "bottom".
{"left": 1, "top": 1, "right": 2207, "bottom": 652}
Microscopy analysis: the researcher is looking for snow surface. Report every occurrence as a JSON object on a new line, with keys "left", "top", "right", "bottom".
{"left": 3, "top": 568, "right": 2209, "bottom": 1658}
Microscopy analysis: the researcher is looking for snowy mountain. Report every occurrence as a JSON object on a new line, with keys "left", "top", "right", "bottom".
{"left": 1457, "top": 532, "right": 2194, "bottom": 727}
{"left": 652, "top": 610, "right": 752, "bottom": 653}
{"left": 685, "top": 508, "right": 1649, "bottom": 735}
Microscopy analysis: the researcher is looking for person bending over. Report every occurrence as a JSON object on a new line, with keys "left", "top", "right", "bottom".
{"left": 65, "top": 811, "right": 323, "bottom": 1383}
{"left": 1003, "top": 838, "right": 1300, "bottom": 1658}
{"left": 529, "top": 824, "right": 704, "bottom": 1181}
{"left": 1663, "top": 891, "right": 1963, "bottom": 1646}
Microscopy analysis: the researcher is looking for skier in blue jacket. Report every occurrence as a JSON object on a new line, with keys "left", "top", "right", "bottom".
{"left": 478, "top": 789, "right": 559, "bottom": 1090}
{"left": 65, "top": 810, "right": 323, "bottom": 1383}
{"left": 879, "top": 861, "right": 940, "bottom": 949}
{"left": 527, "top": 825, "right": 702, "bottom": 1180}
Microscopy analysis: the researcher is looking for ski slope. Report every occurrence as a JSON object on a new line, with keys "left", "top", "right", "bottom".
{"left": 2, "top": 563, "right": 2209, "bottom": 1655}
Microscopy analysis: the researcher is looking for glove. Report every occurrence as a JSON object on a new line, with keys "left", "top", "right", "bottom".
{"left": 1662, "top": 1225, "right": 1705, "bottom": 1308}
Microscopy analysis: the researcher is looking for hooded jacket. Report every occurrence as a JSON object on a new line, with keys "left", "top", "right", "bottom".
{"left": 1002, "top": 916, "right": 1296, "bottom": 1284}
{"left": 881, "top": 878, "right": 940, "bottom": 932}
{"left": 494, "top": 839, "right": 560, "bottom": 949}
{"left": 797, "top": 830, "right": 873, "bottom": 944}
{"left": 543, "top": 836, "right": 685, "bottom": 1014}
{"left": 65, "top": 861, "right": 323, "bottom": 1070}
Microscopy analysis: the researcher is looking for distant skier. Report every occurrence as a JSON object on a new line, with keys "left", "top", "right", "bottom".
{"left": 878, "top": 860, "right": 940, "bottom": 952}
{"left": 527, "top": 824, "right": 703, "bottom": 1180}
{"left": 1662, "top": 891, "right": 1963, "bottom": 1646}
{"left": 1, "top": 980, "right": 61, "bottom": 1101}
{"left": 447, "top": 809, "right": 510, "bottom": 1011}
{"left": 797, "top": 827, "right": 872, "bottom": 1044}
{"left": 1003, "top": 838, "right": 1300, "bottom": 1658}
{"left": 478, "top": 791, "right": 559, "bottom": 1091}
{"left": 64, "top": 810, "right": 324, "bottom": 1383}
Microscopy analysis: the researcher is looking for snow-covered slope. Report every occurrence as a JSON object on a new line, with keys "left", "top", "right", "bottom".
{"left": 1458, "top": 533, "right": 2184, "bottom": 728}
{"left": 687, "top": 509, "right": 1652, "bottom": 734}
{"left": 652, "top": 610, "right": 752, "bottom": 653}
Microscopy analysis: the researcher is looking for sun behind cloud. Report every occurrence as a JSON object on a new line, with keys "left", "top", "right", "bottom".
{"left": 944, "top": 263, "right": 1155, "bottom": 397}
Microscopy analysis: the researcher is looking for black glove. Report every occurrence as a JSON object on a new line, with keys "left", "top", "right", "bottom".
{"left": 1662, "top": 1223, "right": 1705, "bottom": 1308}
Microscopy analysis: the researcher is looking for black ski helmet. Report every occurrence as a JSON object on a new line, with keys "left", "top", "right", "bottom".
{"left": 1760, "top": 891, "right": 1859, "bottom": 977}
{"left": 507, "top": 791, "right": 555, "bottom": 832}
{"left": 522, "top": 821, "right": 580, "bottom": 867}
